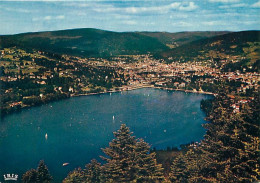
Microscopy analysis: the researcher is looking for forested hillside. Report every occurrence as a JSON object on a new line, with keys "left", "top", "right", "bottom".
{"left": 0, "top": 28, "right": 168, "bottom": 57}
{"left": 159, "top": 31, "right": 260, "bottom": 64}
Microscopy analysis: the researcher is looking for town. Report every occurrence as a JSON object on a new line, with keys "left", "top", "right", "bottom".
{"left": 0, "top": 47, "right": 259, "bottom": 117}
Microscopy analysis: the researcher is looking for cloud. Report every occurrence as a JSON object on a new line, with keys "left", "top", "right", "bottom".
{"left": 219, "top": 3, "right": 248, "bottom": 8}
{"left": 172, "top": 21, "right": 193, "bottom": 27}
{"left": 170, "top": 14, "right": 189, "bottom": 19}
{"left": 232, "top": 3, "right": 248, "bottom": 7}
{"left": 209, "top": 0, "right": 240, "bottom": 3}
{"left": 56, "top": 15, "right": 65, "bottom": 19}
{"left": 123, "top": 20, "right": 137, "bottom": 25}
{"left": 251, "top": 0, "right": 260, "bottom": 8}
{"left": 1, "top": 0, "right": 86, "bottom": 1}
{"left": 1, "top": 6, "right": 32, "bottom": 13}
{"left": 43, "top": 16, "right": 52, "bottom": 20}
{"left": 179, "top": 2, "right": 198, "bottom": 11}
{"left": 170, "top": 2, "right": 181, "bottom": 9}
{"left": 202, "top": 20, "right": 258, "bottom": 26}
{"left": 202, "top": 21, "right": 226, "bottom": 26}
{"left": 241, "top": 20, "right": 259, "bottom": 25}
{"left": 67, "top": 1, "right": 198, "bottom": 15}
{"left": 33, "top": 15, "right": 65, "bottom": 21}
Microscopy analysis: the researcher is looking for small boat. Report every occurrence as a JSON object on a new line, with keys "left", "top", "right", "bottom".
{"left": 113, "top": 115, "right": 115, "bottom": 120}
{"left": 45, "top": 133, "right": 48, "bottom": 140}
{"left": 63, "top": 163, "right": 69, "bottom": 166}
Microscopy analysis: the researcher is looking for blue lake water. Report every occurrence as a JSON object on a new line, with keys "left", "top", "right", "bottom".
{"left": 0, "top": 88, "right": 212, "bottom": 182}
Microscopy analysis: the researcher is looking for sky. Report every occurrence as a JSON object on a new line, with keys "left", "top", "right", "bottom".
{"left": 0, "top": 0, "right": 259, "bottom": 35}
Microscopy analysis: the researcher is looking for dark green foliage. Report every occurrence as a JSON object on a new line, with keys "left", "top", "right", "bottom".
{"left": 0, "top": 28, "right": 168, "bottom": 57}
{"left": 84, "top": 159, "right": 103, "bottom": 183}
{"left": 63, "top": 168, "right": 86, "bottom": 183}
{"left": 36, "top": 160, "right": 53, "bottom": 183}
{"left": 102, "top": 124, "right": 164, "bottom": 182}
{"left": 101, "top": 124, "right": 137, "bottom": 182}
{"left": 169, "top": 92, "right": 260, "bottom": 182}
{"left": 134, "top": 139, "right": 164, "bottom": 182}
{"left": 0, "top": 29, "right": 230, "bottom": 58}
{"left": 169, "top": 149, "right": 205, "bottom": 183}
{"left": 198, "top": 94, "right": 259, "bottom": 182}
{"left": 22, "top": 96, "right": 42, "bottom": 105}
{"left": 22, "top": 160, "right": 52, "bottom": 183}
{"left": 22, "top": 169, "right": 38, "bottom": 183}
{"left": 221, "top": 59, "right": 250, "bottom": 72}
{"left": 169, "top": 153, "right": 188, "bottom": 183}
{"left": 201, "top": 99, "right": 213, "bottom": 115}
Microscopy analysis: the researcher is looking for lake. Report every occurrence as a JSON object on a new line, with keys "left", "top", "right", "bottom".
{"left": 0, "top": 88, "right": 212, "bottom": 182}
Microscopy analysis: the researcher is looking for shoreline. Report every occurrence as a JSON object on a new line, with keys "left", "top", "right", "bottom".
{"left": 1, "top": 84, "right": 215, "bottom": 119}
{"left": 71, "top": 84, "right": 216, "bottom": 98}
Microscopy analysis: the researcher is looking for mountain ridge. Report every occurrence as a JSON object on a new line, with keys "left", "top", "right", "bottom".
{"left": 0, "top": 28, "right": 168, "bottom": 57}
{"left": 0, "top": 28, "right": 232, "bottom": 58}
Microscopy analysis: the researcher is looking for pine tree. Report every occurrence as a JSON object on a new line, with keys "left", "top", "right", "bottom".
{"left": 194, "top": 93, "right": 260, "bottom": 182}
{"left": 22, "top": 169, "right": 38, "bottom": 183}
{"left": 135, "top": 139, "right": 164, "bottom": 183}
{"left": 101, "top": 124, "right": 137, "bottom": 182}
{"left": 169, "top": 148, "right": 207, "bottom": 183}
{"left": 230, "top": 95, "right": 260, "bottom": 181}
{"left": 102, "top": 124, "right": 165, "bottom": 182}
{"left": 36, "top": 160, "right": 52, "bottom": 183}
{"left": 22, "top": 160, "right": 52, "bottom": 183}
{"left": 63, "top": 124, "right": 165, "bottom": 182}
{"left": 63, "top": 168, "right": 86, "bottom": 183}
{"left": 169, "top": 152, "right": 188, "bottom": 183}
{"left": 169, "top": 92, "right": 259, "bottom": 182}
{"left": 84, "top": 159, "right": 103, "bottom": 183}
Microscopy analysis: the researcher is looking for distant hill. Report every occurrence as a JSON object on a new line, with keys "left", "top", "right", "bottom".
{"left": 1, "top": 29, "right": 258, "bottom": 64}
{"left": 159, "top": 31, "right": 260, "bottom": 63}
{"left": 0, "top": 28, "right": 169, "bottom": 57}
{"left": 0, "top": 28, "right": 231, "bottom": 58}
{"left": 138, "top": 31, "right": 229, "bottom": 48}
